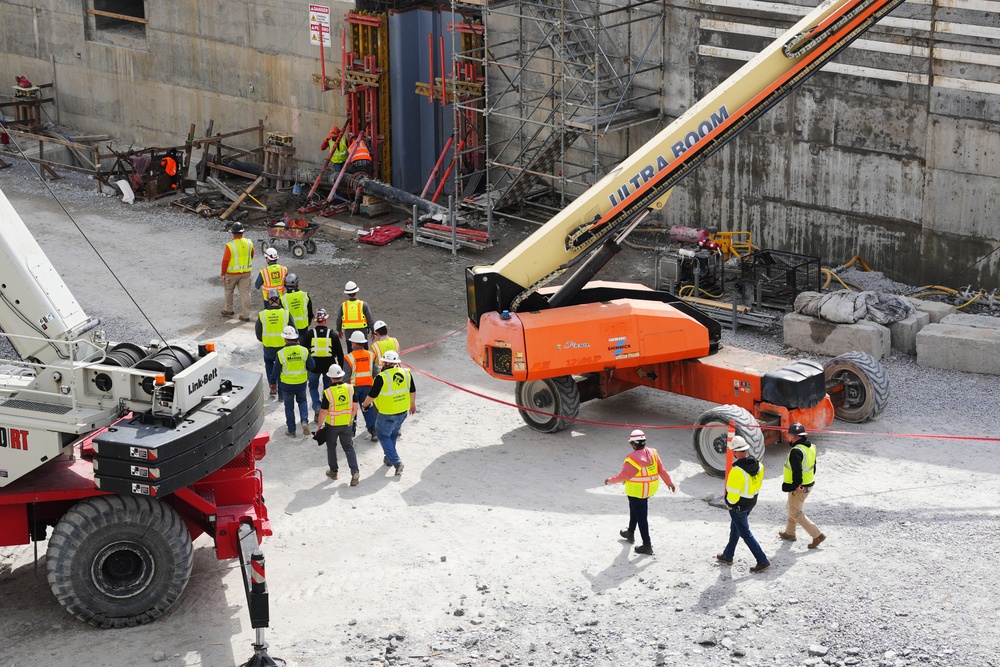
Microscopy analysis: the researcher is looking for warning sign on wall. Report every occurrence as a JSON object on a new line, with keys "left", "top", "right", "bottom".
{"left": 309, "top": 4, "right": 331, "bottom": 47}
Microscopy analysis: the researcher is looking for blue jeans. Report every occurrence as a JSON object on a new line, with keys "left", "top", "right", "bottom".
{"left": 280, "top": 381, "right": 309, "bottom": 434}
{"left": 263, "top": 347, "right": 281, "bottom": 386}
{"left": 354, "top": 385, "right": 376, "bottom": 432}
{"left": 308, "top": 372, "right": 333, "bottom": 414}
{"left": 722, "top": 506, "right": 769, "bottom": 566}
{"left": 375, "top": 411, "right": 407, "bottom": 466}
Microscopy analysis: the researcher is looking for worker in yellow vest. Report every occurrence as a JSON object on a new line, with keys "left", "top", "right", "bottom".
{"left": 302, "top": 308, "right": 345, "bottom": 416}
{"left": 276, "top": 325, "right": 315, "bottom": 438}
{"left": 336, "top": 280, "right": 374, "bottom": 348}
{"left": 604, "top": 430, "right": 676, "bottom": 556}
{"left": 321, "top": 127, "right": 349, "bottom": 174}
{"left": 371, "top": 320, "right": 400, "bottom": 370}
{"left": 280, "top": 273, "right": 313, "bottom": 339}
{"left": 344, "top": 331, "right": 377, "bottom": 440}
{"left": 255, "top": 289, "right": 290, "bottom": 397}
{"left": 779, "top": 423, "right": 826, "bottom": 549}
{"left": 716, "top": 436, "right": 770, "bottom": 572}
{"left": 220, "top": 222, "right": 255, "bottom": 321}
{"left": 254, "top": 247, "right": 287, "bottom": 301}
{"left": 316, "top": 364, "right": 360, "bottom": 486}
{"left": 361, "top": 350, "right": 415, "bottom": 477}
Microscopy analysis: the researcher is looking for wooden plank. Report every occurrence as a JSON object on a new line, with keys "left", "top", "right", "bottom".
{"left": 219, "top": 176, "right": 265, "bottom": 221}
{"left": 190, "top": 124, "right": 266, "bottom": 147}
{"left": 207, "top": 161, "right": 260, "bottom": 180}
{"left": 207, "top": 177, "right": 241, "bottom": 202}
{"left": 681, "top": 295, "right": 749, "bottom": 313}
{"left": 86, "top": 8, "right": 149, "bottom": 24}
{"left": 197, "top": 120, "right": 214, "bottom": 182}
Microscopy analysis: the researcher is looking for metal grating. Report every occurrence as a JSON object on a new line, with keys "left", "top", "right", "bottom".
{"left": 0, "top": 398, "right": 73, "bottom": 415}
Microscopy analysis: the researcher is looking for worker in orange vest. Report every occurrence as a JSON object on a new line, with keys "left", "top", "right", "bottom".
{"left": 160, "top": 149, "right": 180, "bottom": 190}
{"left": 344, "top": 331, "right": 377, "bottom": 440}
{"left": 344, "top": 131, "right": 373, "bottom": 177}
{"left": 604, "top": 429, "right": 676, "bottom": 556}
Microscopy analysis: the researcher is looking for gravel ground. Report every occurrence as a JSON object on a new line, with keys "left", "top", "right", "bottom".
{"left": 2, "top": 163, "right": 1000, "bottom": 667}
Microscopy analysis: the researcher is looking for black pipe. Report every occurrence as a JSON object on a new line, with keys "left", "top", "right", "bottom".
{"left": 546, "top": 236, "right": 623, "bottom": 310}
{"left": 348, "top": 175, "right": 448, "bottom": 219}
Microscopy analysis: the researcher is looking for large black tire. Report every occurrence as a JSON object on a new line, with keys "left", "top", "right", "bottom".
{"left": 825, "top": 351, "right": 889, "bottom": 423}
{"left": 515, "top": 376, "right": 581, "bottom": 433}
{"left": 46, "top": 495, "right": 193, "bottom": 629}
{"left": 693, "top": 405, "right": 764, "bottom": 478}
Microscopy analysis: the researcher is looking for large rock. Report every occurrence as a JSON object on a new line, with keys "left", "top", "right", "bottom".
{"left": 939, "top": 313, "right": 1000, "bottom": 330}
{"left": 888, "top": 310, "right": 930, "bottom": 355}
{"left": 916, "top": 323, "right": 1000, "bottom": 375}
{"left": 783, "top": 313, "right": 891, "bottom": 359}
{"left": 906, "top": 297, "right": 956, "bottom": 323}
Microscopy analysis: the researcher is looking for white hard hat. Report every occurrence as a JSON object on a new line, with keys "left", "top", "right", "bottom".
{"left": 348, "top": 330, "right": 367, "bottom": 344}
{"left": 373, "top": 320, "right": 387, "bottom": 331}
{"left": 729, "top": 435, "right": 750, "bottom": 452}
{"left": 344, "top": 280, "right": 359, "bottom": 294}
{"left": 282, "top": 326, "right": 299, "bottom": 339}
{"left": 327, "top": 364, "right": 345, "bottom": 379}
{"left": 264, "top": 247, "right": 278, "bottom": 261}
{"left": 381, "top": 350, "right": 400, "bottom": 364}
{"left": 629, "top": 429, "right": 646, "bottom": 442}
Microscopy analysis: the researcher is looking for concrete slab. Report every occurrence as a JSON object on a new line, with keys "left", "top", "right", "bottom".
{"left": 940, "top": 313, "right": 1000, "bottom": 331}
{"left": 888, "top": 310, "right": 930, "bottom": 355}
{"left": 907, "top": 297, "right": 956, "bottom": 323}
{"left": 916, "top": 323, "right": 1000, "bottom": 375}
{"left": 783, "top": 313, "right": 891, "bottom": 360}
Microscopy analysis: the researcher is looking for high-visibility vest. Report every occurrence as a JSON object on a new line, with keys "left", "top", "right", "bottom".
{"left": 323, "top": 383, "right": 354, "bottom": 426}
{"left": 277, "top": 345, "right": 308, "bottom": 384}
{"left": 259, "top": 264, "right": 287, "bottom": 300}
{"left": 161, "top": 157, "right": 178, "bottom": 176}
{"left": 783, "top": 443, "right": 816, "bottom": 486}
{"left": 226, "top": 238, "right": 254, "bottom": 273}
{"left": 310, "top": 329, "right": 334, "bottom": 358}
{"left": 623, "top": 448, "right": 661, "bottom": 499}
{"left": 331, "top": 135, "right": 349, "bottom": 165}
{"left": 373, "top": 336, "right": 399, "bottom": 367}
{"left": 281, "top": 290, "right": 310, "bottom": 330}
{"left": 372, "top": 367, "right": 412, "bottom": 415}
{"left": 726, "top": 463, "right": 764, "bottom": 505}
{"left": 346, "top": 350, "right": 373, "bottom": 387}
{"left": 350, "top": 137, "right": 372, "bottom": 163}
{"left": 341, "top": 299, "right": 367, "bottom": 329}
{"left": 259, "top": 308, "right": 290, "bottom": 348}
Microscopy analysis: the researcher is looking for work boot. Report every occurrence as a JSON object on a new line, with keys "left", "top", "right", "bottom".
{"left": 634, "top": 543, "right": 654, "bottom": 556}
{"left": 301, "top": 423, "right": 310, "bottom": 436}
{"left": 350, "top": 472, "right": 360, "bottom": 486}
{"left": 285, "top": 430, "right": 296, "bottom": 438}
{"left": 394, "top": 463, "right": 404, "bottom": 477}
{"left": 807, "top": 534, "right": 827, "bottom": 549}
{"left": 269, "top": 384, "right": 277, "bottom": 397}
{"left": 750, "top": 562, "right": 771, "bottom": 573}
{"left": 778, "top": 531, "right": 797, "bottom": 542}
{"left": 326, "top": 469, "right": 338, "bottom": 480}
{"left": 619, "top": 530, "right": 635, "bottom": 544}
{"left": 368, "top": 427, "right": 377, "bottom": 442}
{"left": 384, "top": 457, "right": 392, "bottom": 467}
{"left": 715, "top": 554, "right": 733, "bottom": 565}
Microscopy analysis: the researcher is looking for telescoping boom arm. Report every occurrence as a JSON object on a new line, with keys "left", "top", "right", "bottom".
{"left": 467, "top": 0, "right": 907, "bottom": 321}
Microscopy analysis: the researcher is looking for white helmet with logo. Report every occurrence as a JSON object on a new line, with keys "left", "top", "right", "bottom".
{"left": 381, "top": 350, "right": 400, "bottom": 364}
{"left": 373, "top": 320, "right": 387, "bottom": 332}
{"left": 327, "top": 364, "right": 345, "bottom": 379}
{"left": 282, "top": 326, "right": 299, "bottom": 340}
{"left": 629, "top": 429, "right": 646, "bottom": 444}
{"left": 264, "top": 247, "right": 279, "bottom": 262}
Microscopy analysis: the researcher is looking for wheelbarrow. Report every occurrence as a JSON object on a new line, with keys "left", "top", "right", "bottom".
{"left": 260, "top": 219, "right": 320, "bottom": 259}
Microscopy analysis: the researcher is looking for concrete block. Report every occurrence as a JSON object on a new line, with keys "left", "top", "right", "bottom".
{"left": 887, "top": 310, "right": 930, "bottom": 355}
{"left": 906, "top": 298, "right": 956, "bottom": 323}
{"left": 939, "top": 313, "right": 1000, "bottom": 331}
{"left": 783, "top": 313, "right": 891, "bottom": 360}
{"left": 916, "top": 323, "right": 1000, "bottom": 375}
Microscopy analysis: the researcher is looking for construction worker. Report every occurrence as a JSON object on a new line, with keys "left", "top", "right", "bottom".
{"left": 361, "top": 350, "right": 415, "bottom": 477}
{"left": 321, "top": 127, "right": 349, "bottom": 174}
{"left": 280, "top": 273, "right": 313, "bottom": 339}
{"left": 716, "top": 436, "right": 770, "bottom": 573}
{"left": 220, "top": 221, "right": 254, "bottom": 321}
{"left": 779, "top": 423, "right": 826, "bottom": 549}
{"left": 344, "top": 330, "right": 377, "bottom": 440}
{"left": 604, "top": 429, "right": 676, "bottom": 556}
{"left": 344, "top": 131, "right": 373, "bottom": 177}
{"left": 254, "top": 247, "right": 287, "bottom": 301}
{"left": 302, "top": 308, "right": 345, "bottom": 416}
{"left": 160, "top": 148, "right": 179, "bottom": 190}
{"left": 336, "top": 280, "right": 374, "bottom": 348}
{"left": 371, "top": 320, "right": 400, "bottom": 370}
{"left": 316, "top": 364, "right": 360, "bottom": 486}
{"left": 276, "top": 325, "right": 315, "bottom": 438}
{"left": 255, "top": 289, "right": 290, "bottom": 397}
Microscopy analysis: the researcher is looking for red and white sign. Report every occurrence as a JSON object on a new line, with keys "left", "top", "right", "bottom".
{"left": 309, "top": 4, "right": 331, "bottom": 47}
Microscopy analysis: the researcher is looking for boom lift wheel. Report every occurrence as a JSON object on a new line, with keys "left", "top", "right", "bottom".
{"left": 515, "top": 376, "right": 581, "bottom": 433}
{"left": 693, "top": 405, "right": 764, "bottom": 478}
{"left": 824, "top": 351, "right": 889, "bottom": 423}
{"left": 46, "top": 495, "right": 193, "bottom": 628}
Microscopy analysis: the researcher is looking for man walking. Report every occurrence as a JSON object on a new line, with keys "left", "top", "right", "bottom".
{"left": 779, "top": 422, "right": 826, "bottom": 549}
{"left": 371, "top": 320, "right": 399, "bottom": 369}
{"left": 716, "top": 436, "right": 770, "bottom": 572}
{"left": 344, "top": 330, "right": 377, "bottom": 440}
{"left": 604, "top": 429, "right": 676, "bottom": 556}
{"left": 316, "top": 364, "right": 360, "bottom": 486}
{"left": 302, "top": 308, "right": 345, "bottom": 416}
{"left": 276, "top": 325, "right": 315, "bottom": 438}
{"left": 254, "top": 247, "right": 287, "bottom": 301}
{"left": 280, "top": 273, "right": 313, "bottom": 339}
{"left": 336, "top": 280, "right": 374, "bottom": 347}
{"left": 220, "top": 222, "right": 254, "bottom": 321}
{"left": 255, "top": 289, "right": 290, "bottom": 397}
{"left": 361, "top": 350, "right": 415, "bottom": 477}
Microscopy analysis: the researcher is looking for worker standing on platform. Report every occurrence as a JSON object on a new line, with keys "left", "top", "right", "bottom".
{"left": 371, "top": 320, "right": 400, "bottom": 370}
{"left": 344, "top": 331, "right": 377, "bottom": 440}
{"left": 316, "top": 364, "right": 360, "bottom": 486}
{"left": 361, "top": 350, "right": 415, "bottom": 477}
{"left": 280, "top": 273, "right": 313, "bottom": 339}
{"left": 604, "top": 429, "right": 676, "bottom": 556}
{"left": 302, "top": 308, "right": 345, "bottom": 416}
{"left": 220, "top": 222, "right": 254, "bottom": 321}
{"left": 255, "top": 248, "right": 287, "bottom": 301}
{"left": 779, "top": 423, "right": 826, "bottom": 549}
{"left": 277, "top": 325, "right": 315, "bottom": 438}
{"left": 255, "top": 289, "right": 290, "bottom": 398}
{"left": 336, "top": 281, "right": 373, "bottom": 348}
{"left": 716, "top": 436, "right": 770, "bottom": 573}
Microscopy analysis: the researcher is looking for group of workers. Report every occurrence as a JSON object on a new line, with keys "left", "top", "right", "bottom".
{"left": 321, "top": 125, "right": 374, "bottom": 178}
{"left": 605, "top": 423, "right": 825, "bottom": 569}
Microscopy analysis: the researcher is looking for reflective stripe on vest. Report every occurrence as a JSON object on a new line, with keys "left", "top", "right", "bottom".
{"left": 331, "top": 136, "right": 349, "bottom": 164}
{"left": 342, "top": 299, "right": 367, "bottom": 329}
{"left": 324, "top": 383, "right": 354, "bottom": 426}
{"left": 277, "top": 345, "right": 308, "bottom": 384}
{"left": 226, "top": 238, "right": 253, "bottom": 273}
{"left": 783, "top": 443, "right": 816, "bottom": 486}
{"left": 373, "top": 336, "right": 399, "bottom": 366}
{"left": 311, "top": 331, "right": 333, "bottom": 358}
{"left": 281, "top": 290, "right": 310, "bottom": 330}
{"left": 726, "top": 464, "right": 764, "bottom": 505}
{"left": 346, "top": 350, "right": 373, "bottom": 386}
{"left": 260, "top": 264, "right": 287, "bottom": 299}
{"left": 259, "top": 308, "right": 290, "bottom": 348}
{"left": 372, "top": 367, "right": 412, "bottom": 415}
{"left": 350, "top": 138, "right": 372, "bottom": 162}
{"left": 623, "top": 447, "right": 661, "bottom": 499}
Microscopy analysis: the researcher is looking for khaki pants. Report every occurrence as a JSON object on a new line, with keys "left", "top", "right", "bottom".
{"left": 785, "top": 488, "right": 822, "bottom": 539}
{"left": 224, "top": 272, "right": 252, "bottom": 317}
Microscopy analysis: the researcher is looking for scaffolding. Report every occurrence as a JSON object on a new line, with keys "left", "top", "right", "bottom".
{"left": 453, "top": 0, "right": 666, "bottom": 224}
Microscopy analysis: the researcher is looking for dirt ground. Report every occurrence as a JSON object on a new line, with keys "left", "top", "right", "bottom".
{"left": 2, "top": 171, "right": 1000, "bottom": 667}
